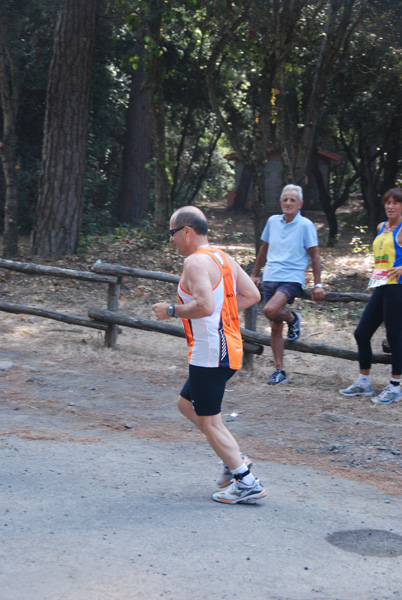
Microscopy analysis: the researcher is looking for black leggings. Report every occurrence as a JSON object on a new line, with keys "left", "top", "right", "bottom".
{"left": 354, "top": 285, "right": 402, "bottom": 375}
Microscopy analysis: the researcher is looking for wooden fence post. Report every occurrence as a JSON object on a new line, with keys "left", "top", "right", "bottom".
{"left": 104, "top": 276, "right": 121, "bottom": 348}
{"left": 243, "top": 304, "right": 258, "bottom": 370}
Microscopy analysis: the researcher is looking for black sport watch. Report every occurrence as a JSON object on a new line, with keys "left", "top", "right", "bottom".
{"left": 167, "top": 303, "right": 175, "bottom": 317}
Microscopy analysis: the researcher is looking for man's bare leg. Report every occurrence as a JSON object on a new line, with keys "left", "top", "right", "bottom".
{"left": 270, "top": 320, "right": 285, "bottom": 370}
{"left": 263, "top": 291, "right": 293, "bottom": 325}
{"left": 197, "top": 413, "right": 243, "bottom": 470}
{"left": 177, "top": 395, "right": 200, "bottom": 427}
{"left": 177, "top": 396, "right": 244, "bottom": 470}
{"left": 263, "top": 291, "right": 295, "bottom": 379}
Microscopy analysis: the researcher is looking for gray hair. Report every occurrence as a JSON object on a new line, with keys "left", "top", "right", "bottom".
{"left": 280, "top": 184, "right": 303, "bottom": 202}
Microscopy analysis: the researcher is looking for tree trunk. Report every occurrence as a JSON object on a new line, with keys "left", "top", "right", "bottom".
{"left": 251, "top": 56, "right": 274, "bottom": 248}
{"left": 359, "top": 136, "right": 380, "bottom": 235}
{"left": 293, "top": 0, "right": 357, "bottom": 186}
{"left": 118, "top": 32, "right": 152, "bottom": 225}
{"left": 149, "top": 0, "right": 171, "bottom": 234}
{"left": 311, "top": 148, "right": 338, "bottom": 245}
{"left": 184, "top": 129, "right": 221, "bottom": 206}
{"left": 233, "top": 165, "right": 252, "bottom": 211}
{"left": 379, "top": 114, "right": 402, "bottom": 195}
{"left": 31, "top": 0, "right": 99, "bottom": 256}
{"left": 251, "top": 173, "right": 267, "bottom": 252}
{"left": 0, "top": 26, "right": 19, "bottom": 257}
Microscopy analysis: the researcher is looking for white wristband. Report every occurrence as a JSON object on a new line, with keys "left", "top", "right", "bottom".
{"left": 314, "top": 283, "right": 323, "bottom": 288}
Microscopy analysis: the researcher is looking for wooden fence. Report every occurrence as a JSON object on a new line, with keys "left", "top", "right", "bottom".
{"left": 0, "top": 257, "right": 392, "bottom": 366}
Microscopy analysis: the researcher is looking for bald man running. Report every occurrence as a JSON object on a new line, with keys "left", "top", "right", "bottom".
{"left": 152, "top": 206, "right": 267, "bottom": 504}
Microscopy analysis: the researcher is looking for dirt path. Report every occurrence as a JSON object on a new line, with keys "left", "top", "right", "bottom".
{"left": 1, "top": 201, "right": 401, "bottom": 497}
{"left": 1, "top": 203, "right": 402, "bottom": 599}
{"left": 1, "top": 297, "right": 401, "bottom": 497}
{"left": 1, "top": 315, "right": 402, "bottom": 600}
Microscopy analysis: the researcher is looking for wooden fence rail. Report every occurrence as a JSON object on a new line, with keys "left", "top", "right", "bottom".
{"left": 87, "top": 307, "right": 263, "bottom": 355}
{"left": 0, "top": 257, "right": 391, "bottom": 365}
{"left": 0, "top": 301, "right": 108, "bottom": 331}
{"left": 0, "top": 258, "right": 117, "bottom": 284}
{"left": 92, "top": 262, "right": 372, "bottom": 304}
{"left": 0, "top": 258, "right": 121, "bottom": 347}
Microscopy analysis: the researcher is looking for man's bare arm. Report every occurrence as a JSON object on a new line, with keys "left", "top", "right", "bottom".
{"left": 251, "top": 242, "right": 268, "bottom": 285}
{"left": 152, "top": 254, "right": 215, "bottom": 321}
{"left": 226, "top": 255, "right": 261, "bottom": 311}
{"left": 307, "top": 246, "right": 325, "bottom": 301}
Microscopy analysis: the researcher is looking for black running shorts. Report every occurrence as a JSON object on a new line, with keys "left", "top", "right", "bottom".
{"left": 180, "top": 364, "right": 237, "bottom": 416}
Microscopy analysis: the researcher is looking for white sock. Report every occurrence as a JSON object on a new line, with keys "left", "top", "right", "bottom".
{"left": 231, "top": 463, "right": 255, "bottom": 487}
{"left": 390, "top": 378, "right": 401, "bottom": 387}
{"left": 357, "top": 374, "right": 370, "bottom": 385}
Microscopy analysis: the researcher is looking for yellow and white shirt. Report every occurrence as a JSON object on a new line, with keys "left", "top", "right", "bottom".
{"left": 369, "top": 222, "right": 402, "bottom": 287}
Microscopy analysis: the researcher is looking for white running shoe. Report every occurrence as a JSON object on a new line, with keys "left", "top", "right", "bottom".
{"left": 371, "top": 384, "right": 402, "bottom": 405}
{"left": 339, "top": 381, "right": 374, "bottom": 397}
{"left": 213, "top": 477, "right": 267, "bottom": 505}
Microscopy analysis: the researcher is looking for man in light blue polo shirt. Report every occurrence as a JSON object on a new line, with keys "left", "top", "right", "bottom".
{"left": 251, "top": 184, "right": 325, "bottom": 384}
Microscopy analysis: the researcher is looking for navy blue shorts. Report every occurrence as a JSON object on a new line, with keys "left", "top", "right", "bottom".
{"left": 180, "top": 364, "right": 237, "bottom": 416}
{"left": 263, "top": 281, "right": 302, "bottom": 306}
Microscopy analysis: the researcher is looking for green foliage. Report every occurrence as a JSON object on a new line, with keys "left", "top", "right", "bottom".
{"left": 2, "top": 0, "right": 402, "bottom": 246}
{"left": 349, "top": 226, "right": 371, "bottom": 255}
{"left": 77, "top": 217, "right": 165, "bottom": 255}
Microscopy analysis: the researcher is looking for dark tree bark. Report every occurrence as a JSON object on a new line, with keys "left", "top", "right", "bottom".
{"left": 311, "top": 150, "right": 339, "bottom": 245}
{"left": 175, "top": 127, "right": 222, "bottom": 206}
{"left": 118, "top": 32, "right": 152, "bottom": 225}
{"left": 31, "top": 0, "right": 99, "bottom": 256}
{"left": 206, "top": 13, "right": 274, "bottom": 247}
{"left": 359, "top": 135, "right": 381, "bottom": 234}
{"left": 311, "top": 143, "right": 361, "bottom": 246}
{"left": 379, "top": 114, "right": 402, "bottom": 196}
{"left": 292, "top": 0, "right": 357, "bottom": 187}
{"left": 149, "top": 0, "right": 171, "bottom": 234}
{"left": 233, "top": 165, "right": 252, "bottom": 212}
{"left": 0, "top": 20, "right": 19, "bottom": 257}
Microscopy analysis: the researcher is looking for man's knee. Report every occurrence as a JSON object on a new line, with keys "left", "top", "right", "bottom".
{"left": 264, "top": 303, "right": 280, "bottom": 321}
{"left": 177, "top": 395, "right": 193, "bottom": 417}
{"left": 197, "top": 414, "right": 221, "bottom": 436}
{"left": 270, "top": 320, "right": 283, "bottom": 334}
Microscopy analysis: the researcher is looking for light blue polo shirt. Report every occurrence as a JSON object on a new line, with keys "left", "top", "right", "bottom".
{"left": 261, "top": 212, "right": 318, "bottom": 287}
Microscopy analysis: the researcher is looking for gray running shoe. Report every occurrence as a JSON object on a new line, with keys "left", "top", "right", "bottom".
{"left": 339, "top": 381, "right": 374, "bottom": 397}
{"left": 217, "top": 455, "right": 252, "bottom": 488}
{"left": 213, "top": 477, "right": 267, "bottom": 505}
{"left": 371, "top": 384, "right": 402, "bottom": 405}
{"left": 287, "top": 311, "right": 301, "bottom": 341}
{"left": 267, "top": 369, "right": 288, "bottom": 385}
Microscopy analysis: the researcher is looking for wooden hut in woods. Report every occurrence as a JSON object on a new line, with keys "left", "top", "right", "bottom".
{"left": 225, "top": 148, "right": 342, "bottom": 213}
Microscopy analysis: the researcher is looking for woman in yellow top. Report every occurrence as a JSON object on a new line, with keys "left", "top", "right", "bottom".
{"left": 340, "top": 188, "right": 402, "bottom": 404}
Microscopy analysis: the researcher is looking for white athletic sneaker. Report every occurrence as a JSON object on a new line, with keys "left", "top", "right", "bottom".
{"left": 339, "top": 381, "right": 374, "bottom": 397}
{"left": 371, "top": 384, "right": 402, "bottom": 405}
{"left": 212, "top": 478, "right": 267, "bottom": 505}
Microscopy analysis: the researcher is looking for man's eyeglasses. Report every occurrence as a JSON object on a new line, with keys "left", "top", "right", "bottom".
{"left": 169, "top": 225, "right": 192, "bottom": 238}
{"left": 169, "top": 226, "right": 185, "bottom": 237}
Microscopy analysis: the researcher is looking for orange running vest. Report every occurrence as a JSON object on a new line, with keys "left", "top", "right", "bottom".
{"left": 177, "top": 247, "right": 243, "bottom": 369}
